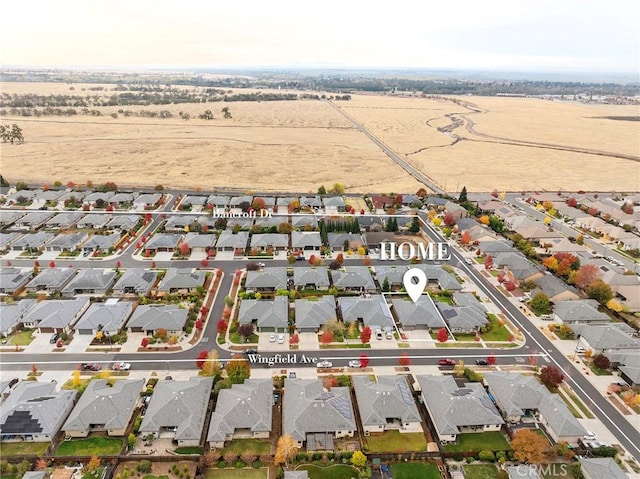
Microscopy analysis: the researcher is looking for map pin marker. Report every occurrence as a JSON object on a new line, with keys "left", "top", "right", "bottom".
{"left": 403, "top": 268, "right": 427, "bottom": 303}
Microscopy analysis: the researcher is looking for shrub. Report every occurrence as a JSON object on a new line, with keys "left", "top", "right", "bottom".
{"left": 478, "top": 450, "right": 495, "bottom": 462}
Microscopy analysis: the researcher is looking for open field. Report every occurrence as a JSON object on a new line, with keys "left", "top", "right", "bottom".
{"left": 1, "top": 82, "right": 637, "bottom": 193}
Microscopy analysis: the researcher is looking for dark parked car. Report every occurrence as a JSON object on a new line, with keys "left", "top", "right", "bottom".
{"left": 80, "top": 362, "right": 101, "bottom": 371}
{"left": 8, "top": 378, "right": 19, "bottom": 388}
{"left": 475, "top": 359, "right": 488, "bottom": 366}
{"left": 243, "top": 348, "right": 258, "bottom": 356}
{"left": 49, "top": 333, "right": 59, "bottom": 344}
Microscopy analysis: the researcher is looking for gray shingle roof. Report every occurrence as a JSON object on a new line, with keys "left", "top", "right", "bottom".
{"left": 250, "top": 233, "right": 288, "bottom": 248}
{"left": 437, "top": 302, "right": 488, "bottom": 331}
{"left": 579, "top": 457, "right": 628, "bottom": 479}
{"left": 106, "top": 215, "right": 140, "bottom": 230}
{"left": 391, "top": 297, "right": 446, "bottom": 329}
{"left": 0, "top": 299, "right": 37, "bottom": 334}
{"left": 11, "top": 232, "right": 54, "bottom": 249}
{"left": 353, "top": 375, "right": 421, "bottom": 428}
{"left": 283, "top": 379, "right": 356, "bottom": 443}
{"left": 139, "top": 377, "right": 213, "bottom": 441}
{"left": 207, "top": 379, "right": 272, "bottom": 442}
{"left": 112, "top": 268, "right": 158, "bottom": 295}
{"left": 157, "top": 268, "right": 206, "bottom": 292}
{"left": 294, "top": 296, "right": 336, "bottom": 330}
{"left": 82, "top": 233, "right": 120, "bottom": 251}
{"left": 412, "top": 265, "right": 462, "bottom": 291}
{"left": 293, "top": 267, "right": 330, "bottom": 289}
{"left": 291, "top": 232, "right": 322, "bottom": 248}
{"left": 331, "top": 266, "right": 376, "bottom": 290}
{"left": 75, "top": 301, "right": 133, "bottom": 333}
{"left": 579, "top": 325, "right": 640, "bottom": 350}
{"left": 216, "top": 231, "right": 248, "bottom": 249}
{"left": 61, "top": 268, "right": 117, "bottom": 295}
{"left": 63, "top": 379, "right": 143, "bottom": 433}
{"left": 245, "top": 267, "right": 288, "bottom": 290}
{"left": 46, "top": 232, "right": 88, "bottom": 250}
{"left": 554, "top": 300, "right": 610, "bottom": 324}
{"left": 338, "top": 295, "right": 394, "bottom": 330}
{"left": 327, "top": 233, "right": 363, "bottom": 249}
{"left": 26, "top": 298, "right": 90, "bottom": 330}
{"left": 127, "top": 305, "right": 188, "bottom": 332}
{"left": 76, "top": 214, "right": 111, "bottom": 229}
{"left": 0, "top": 268, "right": 32, "bottom": 293}
{"left": 238, "top": 296, "right": 288, "bottom": 330}
{"left": 0, "top": 381, "right": 77, "bottom": 439}
{"left": 26, "top": 267, "right": 76, "bottom": 291}
{"left": 417, "top": 375, "right": 503, "bottom": 436}
{"left": 145, "top": 233, "right": 183, "bottom": 250}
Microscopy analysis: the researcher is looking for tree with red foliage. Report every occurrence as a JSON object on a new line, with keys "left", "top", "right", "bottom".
{"left": 200, "top": 258, "right": 209, "bottom": 267}
{"left": 398, "top": 352, "right": 411, "bottom": 366}
{"left": 359, "top": 354, "right": 370, "bottom": 368}
{"left": 540, "top": 365, "right": 564, "bottom": 389}
{"left": 566, "top": 197, "right": 578, "bottom": 207}
{"left": 323, "top": 375, "right": 338, "bottom": 390}
{"left": 195, "top": 319, "right": 203, "bottom": 330}
{"left": 360, "top": 208, "right": 365, "bottom": 215}
{"left": 395, "top": 193, "right": 403, "bottom": 206}
{"left": 497, "top": 272, "right": 505, "bottom": 283}
{"left": 179, "top": 242, "right": 190, "bottom": 256}
{"left": 217, "top": 319, "right": 228, "bottom": 335}
{"left": 587, "top": 207, "right": 598, "bottom": 216}
{"left": 491, "top": 190, "right": 499, "bottom": 198}
{"left": 505, "top": 281, "right": 516, "bottom": 291}
{"left": 115, "top": 261, "right": 121, "bottom": 269}
{"left": 289, "top": 333, "right": 299, "bottom": 346}
{"left": 151, "top": 260, "right": 156, "bottom": 268}
{"left": 238, "top": 323, "right": 255, "bottom": 342}
{"left": 49, "top": 260, "right": 56, "bottom": 268}
{"left": 360, "top": 326, "right": 372, "bottom": 344}
{"left": 621, "top": 202, "right": 634, "bottom": 215}
{"left": 136, "top": 241, "right": 141, "bottom": 249}
{"left": 487, "top": 355, "right": 497, "bottom": 365}
{"left": 574, "top": 264, "right": 600, "bottom": 289}
{"left": 145, "top": 250, "right": 150, "bottom": 258}
{"left": 484, "top": 255, "right": 493, "bottom": 270}
{"left": 196, "top": 349, "right": 209, "bottom": 369}
{"left": 443, "top": 213, "right": 455, "bottom": 227}
{"left": 308, "top": 255, "right": 316, "bottom": 265}
{"left": 252, "top": 197, "right": 266, "bottom": 211}
{"left": 460, "top": 231, "right": 471, "bottom": 245}
{"left": 593, "top": 354, "right": 610, "bottom": 370}
{"left": 321, "top": 329, "right": 333, "bottom": 346}
{"left": 336, "top": 253, "right": 344, "bottom": 264}
{"left": 437, "top": 327, "right": 448, "bottom": 343}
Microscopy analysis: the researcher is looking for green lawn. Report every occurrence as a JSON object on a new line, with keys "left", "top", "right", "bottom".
{"left": 174, "top": 446, "right": 202, "bottom": 454}
{"left": 218, "top": 439, "right": 270, "bottom": 456}
{"left": 480, "top": 315, "right": 512, "bottom": 341}
{"left": 1, "top": 474, "right": 17, "bottom": 479}
{"left": 55, "top": 436, "right": 123, "bottom": 456}
{"left": 556, "top": 390, "right": 582, "bottom": 418}
{"left": 364, "top": 431, "right": 427, "bottom": 453}
{"left": 204, "top": 469, "right": 267, "bottom": 479}
{"left": 0, "top": 441, "right": 49, "bottom": 455}
{"left": 83, "top": 468, "right": 104, "bottom": 479}
{"left": 443, "top": 432, "right": 512, "bottom": 453}
{"left": 8, "top": 329, "right": 34, "bottom": 346}
{"left": 463, "top": 464, "right": 508, "bottom": 479}
{"left": 564, "top": 389, "right": 595, "bottom": 419}
{"left": 391, "top": 462, "right": 440, "bottom": 479}
{"left": 297, "top": 465, "right": 359, "bottom": 479}
{"left": 142, "top": 476, "right": 169, "bottom": 479}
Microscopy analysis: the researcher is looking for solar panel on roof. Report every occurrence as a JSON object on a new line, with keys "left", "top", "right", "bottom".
{"left": 397, "top": 380, "right": 414, "bottom": 405}
{"left": 1, "top": 411, "right": 43, "bottom": 434}
{"left": 331, "top": 396, "right": 353, "bottom": 420}
{"left": 451, "top": 388, "right": 473, "bottom": 397}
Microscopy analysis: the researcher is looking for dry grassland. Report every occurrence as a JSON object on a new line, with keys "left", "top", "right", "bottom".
{"left": 1, "top": 82, "right": 638, "bottom": 193}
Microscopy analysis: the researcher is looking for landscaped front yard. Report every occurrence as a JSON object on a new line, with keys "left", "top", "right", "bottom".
{"left": 204, "top": 469, "right": 267, "bottom": 479}
{"left": 0, "top": 441, "right": 49, "bottom": 456}
{"left": 391, "top": 462, "right": 440, "bottom": 479}
{"left": 364, "top": 431, "right": 427, "bottom": 453}
{"left": 443, "top": 432, "right": 511, "bottom": 453}
{"left": 7, "top": 329, "right": 34, "bottom": 346}
{"left": 56, "top": 436, "right": 123, "bottom": 456}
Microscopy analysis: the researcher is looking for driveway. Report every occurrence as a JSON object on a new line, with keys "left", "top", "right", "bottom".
{"left": 298, "top": 332, "right": 318, "bottom": 350}
{"left": 64, "top": 333, "right": 95, "bottom": 354}
{"left": 23, "top": 332, "right": 56, "bottom": 354}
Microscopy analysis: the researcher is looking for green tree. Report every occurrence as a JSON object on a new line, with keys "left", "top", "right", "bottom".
{"left": 458, "top": 186, "right": 468, "bottom": 203}
{"left": 127, "top": 433, "right": 136, "bottom": 450}
{"left": 408, "top": 215, "right": 420, "bottom": 233}
{"left": 227, "top": 354, "right": 251, "bottom": 384}
{"left": 221, "top": 106, "right": 232, "bottom": 119}
{"left": 351, "top": 450, "right": 367, "bottom": 469}
{"left": 381, "top": 277, "right": 391, "bottom": 292}
{"left": 317, "top": 185, "right": 327, "bottom": 195}
{"left": 329, "top": 183, "right": 345, "bottom": 194}
{"left": 586, "top": 280, "right": 614, "bottom": 304}
{"left": 529, "top": 292, "right": 552, "bottom": 316}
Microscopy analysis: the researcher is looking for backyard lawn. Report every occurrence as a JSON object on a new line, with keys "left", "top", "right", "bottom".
{"left": 391, "top": 462, "right": 440, "bottom": 479}
{"left": 218, "top": 438, "right": 270, "bottom": 456}
{"left": 204, "top": 469, "right": 267, "bottom": 479}
{"left": 463, "top": 464, "right": 508, "bottom": 479}
{"left": 443, "top": 432, "right": 511, "bottom": 453}
{"left": 297, "top": 464, "right": 359, "bottom": 479}
{"left": 364, "top": 431, "right": 427, "bottom": 453}
{"left": 56, "top": 436, "right": 123, "bottom": 456}
{"left": 0, "top": 441, "right": 49, "bottom": 456}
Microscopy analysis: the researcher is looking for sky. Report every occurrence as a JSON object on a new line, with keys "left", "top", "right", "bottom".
{"left": 2, "top": 0, "right": 639, "bottom": 73}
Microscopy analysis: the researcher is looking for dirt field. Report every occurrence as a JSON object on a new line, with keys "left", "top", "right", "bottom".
{"left": 1, "top": 82, "right": 637, "bottom": 193}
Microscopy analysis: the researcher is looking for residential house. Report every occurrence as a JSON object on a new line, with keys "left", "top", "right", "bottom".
{"left": 506, "top": 466, "right": 541, "bottom": 479}
{"left": 245, "top": 267, "right": 288, "bottom": 292}
{"left": 532, "top": 275, "right": 580, "bottom": 302}
{"left": 553, "top": 300, "right": 610, "bottom": 325}
{"left": 295, "top": 296, "right": 336, "bottom": 333}
{"left": 370, "top": 195, "right": 394, "bottom": 212}
{"left": 575, "top": 216, "right": 607, "bottom": 232}
{"left": 81, "top": 233, "right": 120, "bottom": 255}
{"left": 207, "top": 195, "right": 230, "bottom": 211}
{"left": 443, "top": 201, "right": 468, "bottom": 221}
{"left": 228, "top": 195, "right": 253, "bottom": 213}
{"left": 412, "top": 265, "right": 463, "bottom": 292}
{"left": 106, "top": 214, "right": 140, "bottom": 233}
{"left": 579, "top": 457, "right": 628, "bottom": 479}
{"left": 74, "top": 299, "right": 133, "bottom": 335}
{"left": 45, "top": 232, "right": 88, "bottom": 252}
{"left": 478, "top": 240, "right": 516, "bottom": 256}
{"left": 112, "top": 268, "right": 158, "bottom": 296}
{"left": 143, "top": 233, "right": 182, "bottom": 254}
{"left": 83, "top": 192, "right": 114, "bottom": 207}
{"left": 5, "top": 190, "right": 38, "bottom": 206}
{"left": 291, "top": 232, "right": 322, "bottom": 253}
{"left": 76, "top": 214, "right": 111, "bottom": 230}
{"left": 424, "top": 196, "right": 448, "bottom": 209}
{"left": 215, "top": 231, "right": 248, "bottom": 255}
{"left": 11, "top": 212, "right": 54, "bottom": 231}
{"left": 577, "top": 325, "right": 640, "bottom": 355}
{"left": 56, "top": 190, "right": 87, "bottom": 208}
{"left": 25, "top": 267, "right": 77, "bottom": 295}
{"left": 45, "top": 212, "right": 83, "bottom": 230}
{"left": 108, "top": 192, "right": 137, "bottom": 208}
{"left": 401, "top": 194, "right": 421, "bottom": 207}
{"left": 338, "top": 295, "right": 395, "bottom": 332}
{"left": 606, "top": 351, "right": 640, "bottom": 387}
{"left": 0, "top": 211, "right": 26, "bottom": 228}
{"left": 464, "top": 224, "right": 498, "bottom": 244}
{"left": 416, "top": 375, "right": 503, "bottom": 443}
{"left": 283, "top": 378, "right": 356, "bottom": 449}
{"left": 493, "top": 252, "right": 544, "bottom": 282}
{"left": 133, "top": 193, "right": 162, "bottom": 210}
{"left": 0, "top": 268, "right": 32, "bottom": 295}
{"left": 61, "top": 268, "right": 117, "bottom": 297}
{"left": 63, "top": 379, "right": 143, "bottom": 437}
{"left": 139, "top": 377, "right": 213, "bottom": 446}
{"left": 250, "top": 233, "right": 289, "bottom": 252}
{"left": 364, "top": 232, "right": 396, "bottom": 250}
{"left": 293, "top": 267, "right": 330, "bottom": 291}
{"left": 331, "top": 266, "right": 376, "bottom": 292}
{"left": 537, "top": 237, "right": 585, "bottom": 255}
{"left": 299, "top": 196, "right": 322, "bottom": 211}
{"left": 181, "top": 232, "right": 216, "bottom": 254}
{"left": 254, "top": 216, "right": 281, "bottom": 229}
{"left": 156, "top": 268, "right": 206, "bottom": 295}
{"left": 238, "top": 296, "right": 288, "bottom": 333}
{"left": 484, "top": 372, "right": 587, "bottom": 444}
{"left": 358, "top": 216, "right": 383, "bottom": 232}
{"left": 374, "top": 265, "right": 407, "bottom": 289}
{"left": 26, "top": 298, "right": 90, "bottom": 334}
{"left": 224, "top": 217, "right": 253, "bottom": 230}
{"left": 0, "top": 381, "right": 77, "bottom": 442}
{"left": 326, "top": 232, "right": 364, "bottom": 252}
{"left": 600, "top": 269, "right": 640, "bottom": 312}
{"left": 437, "top": 299, "right": 488, "bottom": 334}
{"left": 164, "top": 216, "right": 192, "bottom": 232}
{"left": 207, "top": 378, "right": 272, "bottom": 448}
{"left": 322, "top": 196, "right": 345, "bottom": 213}
{"left": 180, "top": 195, "right": 208, "bottom": 211}
{"left": 0, "top": 299, "right": 36, "bottom": 337}
{"left": 477, "top": 200, "right": 506, "bottom": 213}
{"left": 353, "top": 375, "right": 423, "bottom": 434}
{"left": 126, "top": 305, "right": 188, "bottom": 335}
{"left": 277, "top": 197, "right": 297, "bottom": 213}
{"left": 0, "top": 233, "right": 21, "bottom": 252}
{"left": 391, "top": 297, "right": 446, "bottom": 331}
{"left": 292, "top": 215, "right": 318, "bottom": 230}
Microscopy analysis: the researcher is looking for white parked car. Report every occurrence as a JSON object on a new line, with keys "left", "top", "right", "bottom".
{"left": 269, "top": 333, "right": 276, "bottom": 342}
{"left": 317, "top": 360, "right": 333, "bottom": 368}
{"left": 583, "top": 432, "right": 597, "bottom": 441}
{"left": 112, "top": 361, "right": 131, "bottom": 371}
{"left": 465, "top": 257, "right": 474, "bottom": 265}
{"left": 277, "top": 334, "right": 285, "bottom": 344}
{"left": 348, "top": 360, "right": 362, "bottom": 368}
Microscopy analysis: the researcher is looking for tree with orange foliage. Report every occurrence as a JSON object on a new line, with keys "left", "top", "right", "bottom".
{"left": 511, "top": 429, "right": 550, "bottom": 464}
{"left": 460, "top": 231, "right": 471, "bottom": 245}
